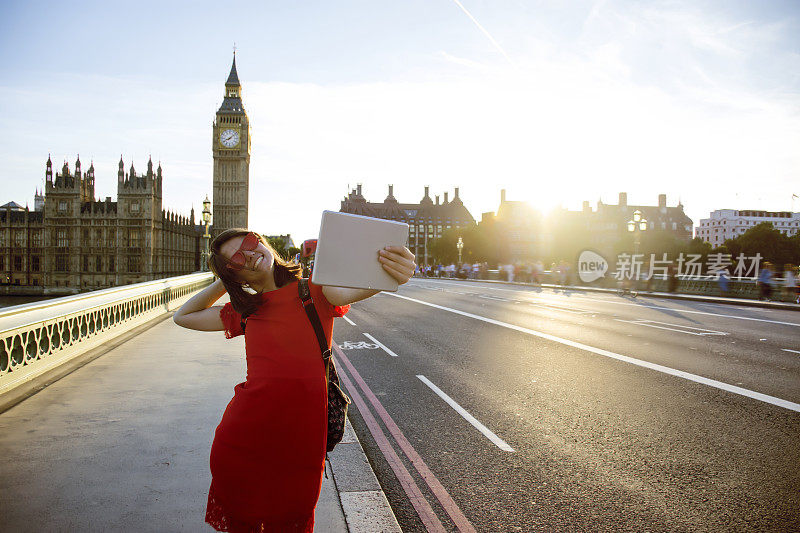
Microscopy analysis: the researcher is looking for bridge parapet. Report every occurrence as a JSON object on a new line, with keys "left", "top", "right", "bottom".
{"left": 0, "top": 272, "right": 214, "bottom": 400}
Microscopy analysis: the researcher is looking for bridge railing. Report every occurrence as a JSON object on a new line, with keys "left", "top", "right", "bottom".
{"left": 0, "top": 272, "right": 214, "bottom": 398}
{"left": 423, "top": 270, "right": 796, "bottom": 301}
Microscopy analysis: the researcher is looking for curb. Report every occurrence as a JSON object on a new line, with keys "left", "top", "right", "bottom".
{"left": 328, "top": 417, "right": 402, "bottom": 533}
{"left": 421, "top": 276, "right": 800, "bottom": 311}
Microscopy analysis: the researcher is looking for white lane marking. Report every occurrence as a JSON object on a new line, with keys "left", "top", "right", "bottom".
{"left": 342, "top": 315, "right": 356, "bottom": 326}
{"left": 386, "top": 292, "right": 800, "bottom": 413}
{"left": 363, "top": 332, "right": 399, "bottom": 357}
{"left": 435, "top": 286, "right": 594, "bottom": 315}
{"left": 408, "top": 280, "right": 800, "bottom": 328}
{"left": 416, "top": 375, "right": 514, "bottom": 452}
{"left": 782, "top": 349, "right": 800, "bottom": 354}
{"left": 614, "top": 319, "right": 728, "bottom": 336}
{"left": 534, "top": 303, "right": 593, "bottom": 315}
{"left": 478, "top": 294, "right": 509, "bottom": 301}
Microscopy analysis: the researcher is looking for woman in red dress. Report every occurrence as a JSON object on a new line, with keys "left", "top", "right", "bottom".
{"left": 173, "top": 229, "right": 415, "bottom": 532}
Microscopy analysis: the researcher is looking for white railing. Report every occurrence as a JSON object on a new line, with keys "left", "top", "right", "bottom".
{"left": 0, "top": 272, "right": 214, "bottom": 397}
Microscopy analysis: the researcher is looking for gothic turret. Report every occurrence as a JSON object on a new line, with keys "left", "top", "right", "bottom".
{"left": 226, "top": 52, "right": 241, "bottom": 89}
{"left": 156, "top": 161, "right": 163, "bottom": 196}
{"left": 118, "top": 156, "right": 125, "bottom": 184}
{"left": 34, "top": 187, "right": 45, "bottom": 212}
{"left": 45, "top": 154, "right": 53, "bottom": 184}
{"left": 218, "top": 52, "right": 245, "bottom": 112}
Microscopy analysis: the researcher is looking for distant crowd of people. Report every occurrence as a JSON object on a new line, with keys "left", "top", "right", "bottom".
{"left": 414, "top": 260, "right": 575, "bottom": 285}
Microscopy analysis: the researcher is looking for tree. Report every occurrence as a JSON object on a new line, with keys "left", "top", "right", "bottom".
{"left": 722, "top": 222, "right": 799, "bottom": 266}
{"left": 428, "top": 223, "right": 495, "bottom": 265}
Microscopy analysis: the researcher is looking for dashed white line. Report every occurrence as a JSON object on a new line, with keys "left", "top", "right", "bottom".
{"left": 341, "top": 315, "right": 356, "bottom": 326}
{"left": 363, "top": 333, "right": 399, "bottom": 357}
{"left": 386, "top": 292, "right": 800, "bottom": 413}
{"left": 416, "top": 375, "right": 514, "bottom": 452}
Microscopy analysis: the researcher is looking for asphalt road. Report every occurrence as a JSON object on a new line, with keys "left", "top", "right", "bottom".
{"left": 332, "top": 278, "right": 800, "bottom": 532}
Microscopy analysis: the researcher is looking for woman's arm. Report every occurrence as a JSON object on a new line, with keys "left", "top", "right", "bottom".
{"left": 173, "top": 278, "right": 228, "bottom": 331}
{"left": 322, "top": 246, "right": 416, "bottom": 306}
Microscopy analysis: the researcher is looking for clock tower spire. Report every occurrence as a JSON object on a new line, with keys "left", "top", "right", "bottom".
{"left": 212, "top": 51, "right": 250, "bottom": 237}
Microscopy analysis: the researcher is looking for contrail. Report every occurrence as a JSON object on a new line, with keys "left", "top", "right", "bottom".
{"left": 449, "top": 0, "right": 515, "bottom": 67}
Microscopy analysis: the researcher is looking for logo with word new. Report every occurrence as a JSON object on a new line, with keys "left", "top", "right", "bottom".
{"left": 577, "top": 250, "right": 609, "bottom": 283}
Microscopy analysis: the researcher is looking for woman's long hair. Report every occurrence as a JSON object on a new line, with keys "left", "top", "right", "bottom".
{"left": 208, "top": 228, "right": 302, "bottom": 318}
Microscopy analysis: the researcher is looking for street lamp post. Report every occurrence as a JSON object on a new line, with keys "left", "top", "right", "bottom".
{"left": 456, "top": 236, "right": 464, "bottom": 264}
{"left": 627, "top": 210, "right": 648, "bottom": 288}
{"left": 627, "top": 209, "right": 648, "bottom": 257}
{"left": 202, "top": 195, "right": 212, "bottom": 272}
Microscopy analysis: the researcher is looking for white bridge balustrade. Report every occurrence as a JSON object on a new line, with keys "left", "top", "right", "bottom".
{"left": 0, "top": 272, "right": 215, "bottom": 400}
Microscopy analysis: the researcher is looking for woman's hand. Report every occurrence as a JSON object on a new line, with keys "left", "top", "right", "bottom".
{"left": 378, "top": 246, "right": 416, "bottom": 285}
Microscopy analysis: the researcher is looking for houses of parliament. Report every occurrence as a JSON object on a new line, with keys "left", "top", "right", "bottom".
{"left": 0, "top": 54, "right": 251, "bottom": 294}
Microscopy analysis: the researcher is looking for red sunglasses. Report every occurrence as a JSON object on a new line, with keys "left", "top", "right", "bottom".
{"left": 226, "top": 232, "right": 260, "bottom": 271}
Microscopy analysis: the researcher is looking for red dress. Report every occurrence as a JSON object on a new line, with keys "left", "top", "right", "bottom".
{"left": 205, "top": 279, "right": 349, "bottom": 532}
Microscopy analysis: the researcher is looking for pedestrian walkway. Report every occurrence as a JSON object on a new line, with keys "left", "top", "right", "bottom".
{"left": 0, "top": 308, "right": 398, "bottom": 532}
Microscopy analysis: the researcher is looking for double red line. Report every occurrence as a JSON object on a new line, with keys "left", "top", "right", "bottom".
{"left": 333, "top": 343, "right": 476, "bottom": 533}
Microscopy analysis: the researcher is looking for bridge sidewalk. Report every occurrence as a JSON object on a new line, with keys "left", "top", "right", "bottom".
{"left": 0, "top": 311, "right": 396, "bottom": 532}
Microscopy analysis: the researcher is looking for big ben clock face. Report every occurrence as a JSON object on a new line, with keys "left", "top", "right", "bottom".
{"left": 220, "top": 129, "right": 240, "bottom": 148}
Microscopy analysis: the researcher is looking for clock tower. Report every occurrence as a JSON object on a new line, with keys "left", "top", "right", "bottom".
{"left": 212, "top": 52, "right": 250, "bottom": 237}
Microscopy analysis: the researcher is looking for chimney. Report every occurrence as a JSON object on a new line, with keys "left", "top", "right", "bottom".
{"left": 454, "top": 187, "right": 460, "bottom": 199}
{"left": 444, "top": 192, "right": 449, "bottom": 204}
{"left": 582, "top": 200, "right": 590, "bottom": 212}
{"left": 619, "top": 192, "right": 627, "bottom": 207}
{"left": 388, "top": 184, "right": 393, "bottom": 197}
{"left": 424, "top": 186, "right": 430, "bottom": 197}
{"left": 435, "top": 195, "right": 440, "bottom": 205}
{"left": 658, "top": 194, "right": 667, "bottom": 208}
{"left": 357, "top": 184, "right": 362, "bottom": 196}
{"left": 501, "top": 189, "right": 506, "bottom": 203}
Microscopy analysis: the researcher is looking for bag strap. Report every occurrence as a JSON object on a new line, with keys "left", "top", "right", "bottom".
{"left": 298, "top": 278, "right": 332, "bottom": 364}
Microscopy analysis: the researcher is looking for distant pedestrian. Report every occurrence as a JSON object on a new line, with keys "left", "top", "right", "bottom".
{"left": 667, "top": 263, "right": 679, "bottom": 293}
{"left": 718, "top": 268, "right": 730, "bottom": 296}
{"left": 782, "top": 263, "right": 797, "bottom": 302}
{"left": 533, "top": 260, "right": 544, "bottom": 284}
{"left": 758, "top": 262, "right": 774, "bottom": 301}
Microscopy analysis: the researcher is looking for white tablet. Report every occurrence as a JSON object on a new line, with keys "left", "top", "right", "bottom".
{"left": 311, "top": 211, "right": 409, "bottom": 292}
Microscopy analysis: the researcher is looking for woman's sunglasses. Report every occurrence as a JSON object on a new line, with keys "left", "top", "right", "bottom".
{"left": 227, "top": 232, "right": 260, "bottom": 271}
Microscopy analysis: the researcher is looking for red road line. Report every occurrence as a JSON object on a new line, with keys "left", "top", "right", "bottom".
{"left": 335, "top": 344, "right": 477, "bottom": 533}
{"left": 335, "top": 353, "right": 445, "bottom": 532}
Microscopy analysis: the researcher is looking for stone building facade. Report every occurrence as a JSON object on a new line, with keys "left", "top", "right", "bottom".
{"left": 339, "top": 184, "right": 475, "bottom": 264}
{"left": 0, "top": 155, "right": 201, "bottom": 294}
{"left": 212, "top": 53, "right": 250, "bottom": 238}
{"left": 696, "top": 209, "right": 800, "bottom": 247}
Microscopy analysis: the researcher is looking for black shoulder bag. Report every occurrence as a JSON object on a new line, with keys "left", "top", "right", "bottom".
{"left": 297, "top": 278, "right": 351, "bottom": 452}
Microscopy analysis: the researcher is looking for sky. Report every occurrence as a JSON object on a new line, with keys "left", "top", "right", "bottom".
{"left": 1, "top": 0, "right": 799, "bottom": 244}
